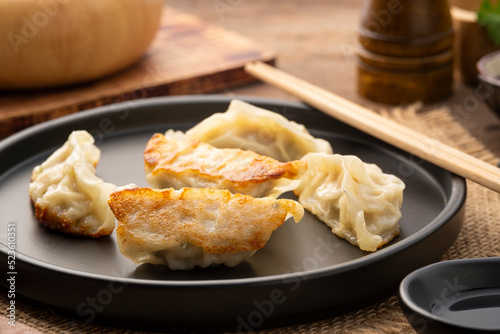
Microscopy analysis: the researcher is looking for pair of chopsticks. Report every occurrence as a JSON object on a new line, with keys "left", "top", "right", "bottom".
{"left": 245, "top": 61, "right": 500, "bottom": 194}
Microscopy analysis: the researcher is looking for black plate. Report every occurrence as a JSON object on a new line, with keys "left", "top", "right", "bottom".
{"left": 399, "top": 257, "right": 500, "bottom": 334}
{"left": 0, "top": 96, "right": 465, "bottom": 333}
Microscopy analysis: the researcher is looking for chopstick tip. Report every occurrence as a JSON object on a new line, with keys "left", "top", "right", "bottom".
{"left": 244, "top": 61, "right": 260, "bottom": 70}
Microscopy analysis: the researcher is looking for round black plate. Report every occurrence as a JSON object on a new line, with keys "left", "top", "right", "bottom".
{"left": 0, "top": 96, "right": 465, "bottom": 333}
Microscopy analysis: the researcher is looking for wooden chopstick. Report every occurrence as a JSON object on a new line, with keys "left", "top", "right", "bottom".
{"left": 245, "top": 61, "right": 500, "bottom": 193}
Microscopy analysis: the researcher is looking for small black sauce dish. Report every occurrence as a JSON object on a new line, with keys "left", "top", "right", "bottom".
{"left": 478, "top": 50, "right": 500, "bottom": 118}
{"left": 399, "top": 257, "right": 500, "bottom": 334}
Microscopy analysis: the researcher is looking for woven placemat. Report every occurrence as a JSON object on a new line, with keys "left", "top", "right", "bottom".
{"left": 2, "top": 103, "right": 499, "bottom": 333}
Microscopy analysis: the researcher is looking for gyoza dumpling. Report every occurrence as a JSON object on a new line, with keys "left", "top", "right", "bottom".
{"left": 144, "top": 130, "right": 307, "bottom": 198}
{"left": 185, "top": 99, "right": 333, "bottom": 162}
{"left": 29, "top": 130, "right": 117, "bottom": 237}
{"left": 108, "top": 186, "right": 304, "bottom": 270}
{"left": 294, "top": 153, "right": 405, "bottom": 252}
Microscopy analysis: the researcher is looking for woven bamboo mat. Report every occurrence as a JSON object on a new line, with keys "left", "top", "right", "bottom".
{"left": 1, "top": 103, "right": 499, "bottom": 333}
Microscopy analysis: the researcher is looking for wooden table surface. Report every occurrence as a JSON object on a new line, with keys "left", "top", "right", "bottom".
{"left": 2, "top": 0, "right": 500, "bottom": 333}
{"left": 168, "top": 0, "right": 500, "bottom": 157}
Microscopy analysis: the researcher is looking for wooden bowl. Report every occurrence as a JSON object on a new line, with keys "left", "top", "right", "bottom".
{"left": 0, "top": 0, "right": 163, "bottom": 90}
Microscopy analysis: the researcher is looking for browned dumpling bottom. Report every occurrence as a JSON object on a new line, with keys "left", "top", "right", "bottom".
{"left": 108, "top": 186, "right": 304, "bottom": 270}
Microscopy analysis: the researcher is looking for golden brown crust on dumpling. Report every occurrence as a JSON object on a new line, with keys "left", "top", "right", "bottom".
{"left": 108, "top": 187, "right": 304, "bottom": 254}
{"left": 28, "top": 130, "right": 117, "bottom": 238}
{"left": 31, "top": 199, "right": 113, "bottom": 238}
{"left": 144, "top": 133, "right": 307, "bottom": 189}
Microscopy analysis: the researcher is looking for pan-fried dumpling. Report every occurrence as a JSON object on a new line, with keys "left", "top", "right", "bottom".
{"left": 108, "top": 186, "right": 304, "bottom": 270}
{"left": 294, "top": 153, "right": 405, "bottom": 252}
{"left": 185, "top": 99, "right": 333, "bottom": 162}
{"left": 144, "top": 130, "right": 307, "bottom": 198}
{"left": 29, "top": 130, "right": 117, "bottom": 237}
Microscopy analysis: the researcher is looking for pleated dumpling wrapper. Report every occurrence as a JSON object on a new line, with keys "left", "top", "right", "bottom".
{"left": 294, "top": 153, "right": 405, "bottom": 252}
{"left": 108, "top": 186, "right": 304, "bottom": 270}
{"left": 144, "top": 130, "right": 308, "bottom": 198}
{"left": 29, "top": 130, "right": 117, "bottom": 237}
{"left": 186, "top": 99, "right": 333, "bottom": 162}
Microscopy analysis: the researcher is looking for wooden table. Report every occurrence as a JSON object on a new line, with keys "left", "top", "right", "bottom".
{"left": 169, "top": 0, "right": 500, "bottom": 155}
{"left": 1, "top": 0, "right": 500, "bottom": 333}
